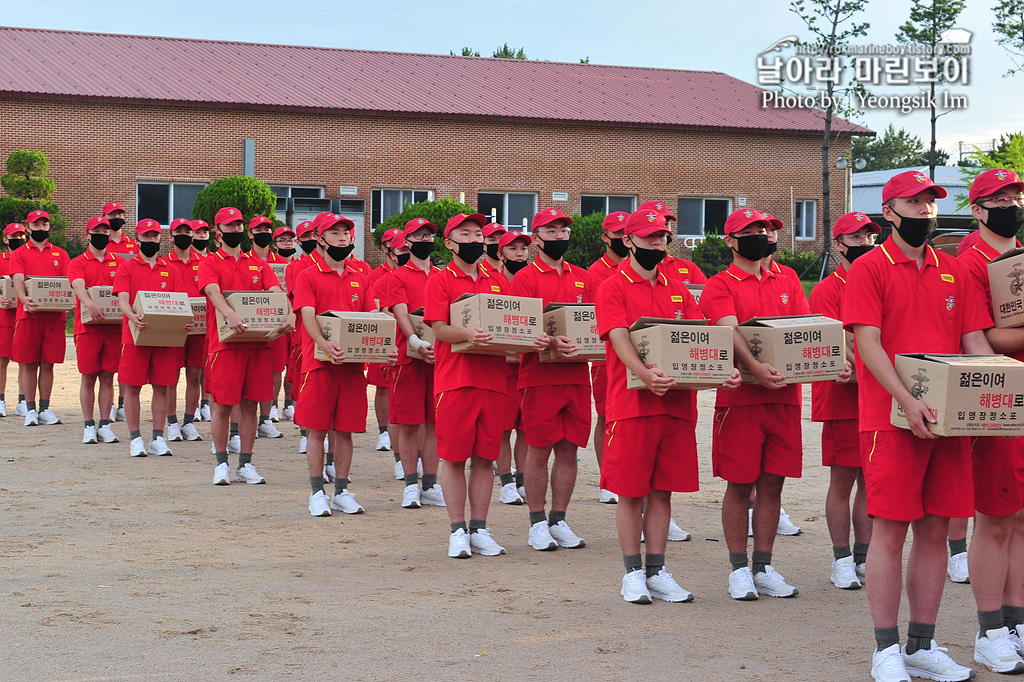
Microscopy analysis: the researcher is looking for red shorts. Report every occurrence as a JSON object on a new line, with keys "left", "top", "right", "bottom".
{"left": 519, "top": 384, "right": 591, "bottom": 449}
{"left": 861, "top": 430, "right": 973, "bottom": 521}
{"left": 207, "top": 347, "right": 273, "bottom": 405}
{"left": 286, "top": 342, "right": 302, "bottom": 398}
{"left": 436, "top": 387, "right": 504, "bottom": 462}
{"left": 75, "top": 328, "right": 121, "bottom": 375}
{"left": 591, "top": 363, "right": 607, "bottom": 418}
{"left": 602, "top": 415, "right": 699, "bottom": 497}
{"left": 0, "top": 324, "right": 12, "bottom": 358}
{"left": 12, "top": 317, "right": 66, "bottom": 364}
{"left": 270, "top": 335, "right": 289, "bottom": 373}
{"left": 294, "top": 367, "right": 368, "bottom": 433}
{"left": 118, "top": 342, "right": 179, "bottom": 387}
{"left": 971, "top": 436, "right": 1024, "bottom": 517}
{"left": 388, "top": 361, "right": 436, "bottom": 425}
{"left": 366, "top": 362, "right": 389, "bottom": 388}
{"left": 179, "top": 334, "right": 207, "bottom": 369}
{"left": 712, "top": 403, "right": 802, "bottom": 484}
{"left": 502, "top": 372, "right": 522, "bottom": 432}
{"left": 822, "top": 419, "right": 861, "bottom": 468}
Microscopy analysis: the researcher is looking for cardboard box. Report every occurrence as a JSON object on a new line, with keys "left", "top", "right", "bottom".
{"left": 987, "top": 248, "right": 1024, "bottom": 328}
{"left": 314, "top": 311, "right": 395, "bottom": 363}
{"left": 890, "top": 353, "right": 1024, "bottom": 436}
{"left": 130, "top": 290, "right": 192, "bottom": 347}
{"left": 407, "top": 306, "right": 436, "bottom": 359}
{"left": 686, "top": 285, "right": 704, "bottom": 305}
{"left": 539, "top": 303, "right": 603, "bottom": 363}
{"left": 626, "top": 318, "right": 733, "bottom": 390}
{"left": 216, "top": 291, "right": 290, "bottom": 343}
{"left": 25, "top": 276, "right": 75, "bottom": 311}
{"left": 188, "top": 297, "right": 207, "bottom": 336}
{"left": 737, "top": 315, "right": 845, "bottom": 384}
{"left": 269, "top": 262, "right": 289, "bottom": 293}
{"left": 449, "top": 293, "right": 543, "bottom": 356}
{"left": 0, "top": 275, "right": 12, "bottom": 301}
{"left": 79, "top": 286, "right": 122, "bottom": 325}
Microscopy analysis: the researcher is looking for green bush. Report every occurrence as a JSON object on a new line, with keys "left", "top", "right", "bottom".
{"left": 5, "top": 150, "right": 49, "bottom": 177}
{"left": 192, "top": 176, "right": 279, "bottom": 252}
{"left": 691, "top": 235, "right": 733, "bottom": 277}
{"left": 564, "top": 211, "right": 605, "bottom": 268}
{"left": 0, "top": 198, "right": 69, "bottom": 249}
{"left": 774, "top": 248, "right": 823, "bottom": 280}
{"left": 1, "top": 176, "right": 54, "bottom": 200}
{"left": 373, "top": 198, "right": 477, "bottom": 265}
{"left": 0, "top": 150, "right": 67, "bottom": 247}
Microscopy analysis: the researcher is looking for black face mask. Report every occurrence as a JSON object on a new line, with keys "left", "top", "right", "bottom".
{"left": 191, "top": 239, "right": 209, "bottom": 251}
{"left": 843, "top": 244, "right": 874, "bottom": 263}
{"left": 277, "top": 247, "right": 296, "bottom": 259}
{"left": 537, "top": 237, "right": 570, "bottom": 261}
{"left": 889, "top": 209, "right": 936, "bottom": 248}
{"left": 326, "top": 243, "right": 355, "bottom": 262}
{"left": 30, "top": 229, "right": 49, "bottom": 243}
{"left": 107, "top": 218, "right": 125, "bottom": 232}
{"left": 630, "top": 245, "right": 666, "bottom": 271}
{"left": 7, "top": 239, "right": 25, "bottom": 251}
{"left": 731, "top": 234, "right": 770, "bottom": 261}
{"left": 764, "top": 241, "right": 778, "bottom": 257}
{"left": 139, "top": 241, "right": 161, "bottom": 258}
{"left": 409, "top": 241, "right": 436, "bottom": 260}
{"left": 452, "top": 241, "right": 484, "bottom": 264}
{"left": 173, "top": 234, "right": 193, "bottom": 250}
{"left": 300, "top": 239, "right": 318, "bottom": 255}
{"left": 396, "top": 252, "right": 412, "bottom": 267}
{"left": 485, "top": 243, "right": 500, "bottom": 260}
{"left": 221, "top": 231, "right": 245, "bottom": 248}
{"left": 980, "top": 205, "right": 1024, "bottom": 239}
{"left": 503, "top": 259, "right": 529, "bottom": 274}
{"left": 252, "top": 232, "right": 273, "bottom": 248}
{"left": 608, "top": 237, "right": 630, "bottom": 258}
{"left": 89, "top": 233, "right": 110, "bottom": 250}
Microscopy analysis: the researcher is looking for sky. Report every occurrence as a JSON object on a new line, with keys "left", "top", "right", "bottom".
{"left": 4, "top": 0, "right": 1022, "bottom": 165}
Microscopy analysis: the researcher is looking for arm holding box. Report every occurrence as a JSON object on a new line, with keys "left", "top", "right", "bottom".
{"left": 202, "top": 282, "right": 246, "bottom": 335}
{"left": 608, "top": 326, "right": 674, "bottom": 396}
{"left": 301, "top": 306, "right": 345, "bottom": 364}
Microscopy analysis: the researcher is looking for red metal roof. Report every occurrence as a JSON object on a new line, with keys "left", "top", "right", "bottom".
{"left": 0, "top": 26, "right": 872, "bottom": 136}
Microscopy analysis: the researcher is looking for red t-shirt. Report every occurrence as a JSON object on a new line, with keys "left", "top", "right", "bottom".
{"left": 9, "top": 239, "right": 70, "bottom": 321}
{"left": 385, "top": 261, "right": 440, "bottom": 366}
{"left": 596, "top": 264, "right": 702, "bottom": 421}
{"left": 67, "top": 249, "right": 121, "bottom": 336}
{"left": 347, "top": 256, "right": 372, "bottom": 275}
{"left": 161, "top": 250, "right": 203, "bottom": 297}
{"left": 106, "top": 234, "right": 138, "bottom": 255}
{"left": 113, "top": 256, "right": 187, "bottom": 345}
{"left": 809, "top": 264, "right": 858, "bottom": 421}
{"left": 480, "top": 258, "right": 504, "bottom": 278}
{"left": 698, "top": 262, "right": 810, "bottom": 407}
{"left": 1, "top": 250, "right": 17, "bottom": 327}
{"left": 588, "top": 254, "right": 627, "bottom": 368}
{"left": 367, "top": 263, "right": 392, "bottom": 290}
{"left": 510, "top": 258, "right": 592, "bottom": 388}
{"left": 843, "top": 239, "right": 990, "bottom": 431}
{"left": 291, "top": 258, "right": 374, "bottom": 374}
{"left": 958, "top": 235, "right": 1024, "bottom": 362}
{"left": 197, "top": 249, "right": 281, "bottom": 354}
{"left": 663, "top": 255, "right": 708, "bottom": 285}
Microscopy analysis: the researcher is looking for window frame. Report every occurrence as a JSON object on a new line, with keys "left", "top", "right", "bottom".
{"left": 580, "top": 194, "right": 636, "bottom": 216}
{"left": 136, "top": 181, "right": 208, "bottom": 225}
{"left": 477, "top": 191, "right": 538, "bottom": 232}
{"left": 676, "top": 197, "right": 733, "bottom": 237}
{"left": 370, "top": 188, "right": 431, "bottom": 229}
{"left": 795, "top": 200, "right": 817, "bottom": 241}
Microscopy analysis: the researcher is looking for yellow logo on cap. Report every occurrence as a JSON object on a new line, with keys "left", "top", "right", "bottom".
{"left": 941, "top": 273, "right": 954, "bottom": 283}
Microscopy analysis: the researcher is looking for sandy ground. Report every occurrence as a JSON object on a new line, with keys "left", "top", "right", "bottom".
{"left": 0, "top": 346, "right": 997, "bottom": 682}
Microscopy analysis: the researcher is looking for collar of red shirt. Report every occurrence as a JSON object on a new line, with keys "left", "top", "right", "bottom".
{"left": 971, "top": 235, "right": 1022, "bottom": 262}
{"left": 597, "top": 254, "right": 618, "bottom": 270}
{"left": 879, "top": 239, "right": 939, "bottom": 268}
{"left": 112, "top": 235, "right": 136, "bottom": 245}
{"left": 832, "top": 263, "right": 849, "bottom": 283}
{"left": 444, "top": 261, "right": 490, "bottom": 280}
{"left": 27, "top": 239, "right": 53, "bottom": 251}
{"left": 724, "top": 262, "right": 774, "bottom": 282}
{"left": 531, "top": 258, "right": 574, "bottom": 275}
{"left": 402, "top": 260, "right": 437, "bottom": 275}
{"left": 313, "top": 257, "right": 356, "bottom": 275}
{"left": 83, "top": 248, "right": 106, "bottom": 262}
{"left": 166, "top": 250, "right": 194, "bottom": 264}
{"left": 618, "top": 264, "right": 668, "bottom": 286}
{"left": 214, "top": 249, "right": 255, "bottom": 262}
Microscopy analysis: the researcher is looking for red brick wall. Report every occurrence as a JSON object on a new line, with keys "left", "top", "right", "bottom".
{"left": 0, "top": 97, "right": 850, "bottom": 267}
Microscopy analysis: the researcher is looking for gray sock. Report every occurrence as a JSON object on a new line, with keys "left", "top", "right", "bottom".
{"left": 624, "top": 554, "right": 642, "bottom": 574}
{"left": 729, "top": 552, "right": 749, "bottom": 571}
{"left": 404, "top": 472, "right": 419, "bottom": 487}
{"left": 949, "top": 537, "right": 967, "bottom": 556}
{"left": 310, "top": 476, "right": 324, "bottom": 494}
{"left": 84, "top": 419, "right": 95, "bottom": 427}
{"left": 325, "top": 451, "right": 334, "bottom": 466}
{"left": 129, "top": 429, "right": 141, "bottom": 440}
{"left": 645, "top": 553, "right": 665, "bottom": 579}
{"left": 99, "top": 419, "right": 110, "bottom": 427}
{"left": 515, "top": 472, "right": 524, "bottom": 488}
{"left": 215, "top": 450, "right": 229, "bottom": 465}
{"left": 752, "top": 549, "right": 772, "bottom": 575}
{"left": 238, "top": 452, "right": 252, "bottom": 467}
{"left": 854, "top": 541, "right": 869, "bottom": 565}
{"left": 1004, "top": 605, "right": 1024, "bottom": 631}
{"left": 450, "top": 521, "right": 467, "bottom": 533}
{"left": 152, "top": 429, "right": 163, "bottom": 440}
{"left": 874, "top": 626, "right": 900, "bottom": 651}
{"left": 393, "top": 451, "right": 402, "bottom": 463}
{"left": 183, "top": 413, "right": 194, "bottom": 424}
{"left": 468, "top": 519, "right": 486, "bottom": 534}
{"left": 906, "top": 622, "right": 935, "bottom": 655}
{"left": 979, "top": 609, "right": 1003, "bottom": 635}
{"left": 529, "top": 510, "right": 547, "bottom": 526}
{"left": 166, "top": 414, "right": 177, "bottom": 424}
{"left": 499, "top": 472, "right": 515, "bottom": 486}
{"left": 833, "top": 545, "right": 852, "bottom": 560}
{"left": 229, "top": 422, "right": 239, "bottom": 437}
{"left": 334, "top": 478, "right": 349, "bottom": 495}
{"left": 422, "top": 473, "right": 436, "bottom": 491}
{"left": 548, "top": 510, "right": 566, "bottom": 527}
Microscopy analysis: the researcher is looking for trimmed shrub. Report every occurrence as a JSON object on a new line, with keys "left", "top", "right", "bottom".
{"left": 565, "top": 211, "right": 605, "bottom": 269}
{"left": 192, "top": 176, "right": 280, "bottom": 252}
{"left": 691, "top": 235, "right": 732, "bottom": 277}
{"left": 0, "top": 150, "right": 68, "bottom": 248}
{"left": 774, "top": 247, "right": 823, "bottom": 280}
{"left": 373, "top": 198, "right": 477, "bottom": 265}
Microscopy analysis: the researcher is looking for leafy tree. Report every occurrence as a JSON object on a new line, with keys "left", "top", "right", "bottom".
{"left": 580, "top": 57, "right": 590, "bottom": 64}
{"left": 851, "top": 124, "right": 950, "bottom": 170}
{"left": 564, "top": 211, "right": 604, "bottom": 268}
{"left": 191, "top": 176, "right": 280, "bottom": 251}
{"left": 691, "top": 235, "right": 733, "bottom": 277}
{"left": 956, "top": 132, "right": 1024, "bottom": 208}
{"left": 0, "top": 149, "right": 69, "bottom": 249}
{"left": 450, "top": 47, "right": 480, "bottom": 57}
{"left": 492, "top": 44, "right": 527, "bottom": 59}
{"left": 993, "top": 0, "right": 1024, "bottom": 75}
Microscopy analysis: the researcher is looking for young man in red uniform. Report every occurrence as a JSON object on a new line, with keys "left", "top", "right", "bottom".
{"left": 636, "top": 200, "right": 708, "bottom": 285}
{"left": 366, "top": 227, "right": 402, "bottom": 454}
{"left": 810, "top": 211, "right": 877, "bottom": 590}
{"left": 292, "top": 214, "right": 373, "bottom": 517}
{"left": 0, "top": 223, "right": 26, "bottom": 417}
{"left": 386, "top": 218, "right": 444, "bottom": 509}
{"left": 114, "top": 219, "right": 191, "bottom": 457}
{"left": 845, "top": 171, "right": 991, "bottom": 682}
{"left": 249, "top": 215, "right": 287, "bottom": 439}
{"left": 10, "top": 209, "right": 70, "bottom": 427}
{"left": 698, "top": 208, "right": 813, "bottom": 601}
{"left": 271, "top": 225, "right": 298, "bottom": 421}
{"left": 957, "top": 168, "right": 1024, "bottom": 673}
{"left": 102, "top": 201, "right": 137, "bottom": 256}
{"left": 68, "top": 215, "right": 122, "bottom": 445}
{"left": 162, "top": 218, "right": 205, "bottom": 442}
{"left": 285, "top": 219, "right": 322, "bottom": 454}
{"left": 189, "top": 219, "right": 213, "bottom": 422}
{"left": 199, "top": 207, "right": 295, "bottom": 485}
{"left": 511, "top": 208, "right": 592, "bottom": 551}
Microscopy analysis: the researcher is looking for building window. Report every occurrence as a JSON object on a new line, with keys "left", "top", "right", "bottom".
{"left": 137, "top": 182, "right": 207, "bottom": 225}
{"left": 580, "top": 195, "right": 635, "bottom": 216}
{"left": 270, "top": 185, "right": 324, "bottom": 212}
{"left": 478, "top": 192, "right": 538, "bottom": 232}
{"left": 795, "top": 200, "right": 817, "bottom": 240}
{"left": 371, "top": 189, "right": 430, "bottom": 229}
{"left": 677, "top": 197, "right": 731, "bottom": 236}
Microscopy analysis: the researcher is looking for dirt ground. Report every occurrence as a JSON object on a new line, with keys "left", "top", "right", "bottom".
{"left": 0, "top": 346, "right": 996, "bottom": 682}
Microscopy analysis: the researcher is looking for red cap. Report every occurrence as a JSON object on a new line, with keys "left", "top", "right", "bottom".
{"left": 214, "top": 207, "right": 244, "bottom": 226}
{"left": 86, "top": 216, "right": 111, "bottom": 231}
{"left": 832, "top": 211, "right": 881, "bottom": 239}
{"left": 389, "top": 231, "right": 408, "bottom": 250}
{"left": 763, "top": 212, "right": 784, "bottom": 230}
{"left": 403, "top": 217, "right": 437, "bottom": 236}
{"left": 637, "top": 200, "right": 676, "bottom": 222}
{"left": 101, "top": 201, "right": 124, "bottom": 215}
{"left": 956, "top": 230, "right": 981, "bottom": 256}
{"left": 190, "top": 219, "right": 209, "bottom": 232}
{"left": 970, "top": 168, "right": 1024, "bottom": 205}
{"left": 498, "top": 230, "right": 532, "bottom": 251}
{"left": 482, "top": 221, "right": 507, "bottom": 238}
{"left": 380, "top": 227, "right": 402, "bottom": 247}
{"left": 444, "top": 213, "right": 487, "bottom": 238}
{"left": 26, "top": 209, "right": 49, "bottom": 224}
{"left": 313, "top": 212, "right": 355, "bottom": 237}
{"left": 624, "top": 210, "right": 671, "bottom": 238}
{"left": 272, "top": 226, "right": 295, "bottom": 240}
{"left": 882, "top": 171, "right": 948, "bottom": 204}
{"left": 532, "top": 208, "right": 573, "bottom": 231}
{"left": 602, "top": 211, "right": 630, "bottom": 231}
{"left": 294, "top": 220, "right": 315, "bottom": 238}
{"left": 724, "top": 208, "right": 771, "bottom": 236}
{"left": 249, "top": 215, "right": 273, "bottom": 230}
{"left": 135, "top": 219, "right": 161, "bottom": 235}
{"left": 4, "top": 223, "right": 26, "bottom": 237}
{"left": 169, "top": 218, "right": 193, "bottom": 231}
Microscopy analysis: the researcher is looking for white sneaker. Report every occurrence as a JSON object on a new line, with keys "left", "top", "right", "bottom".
{"left": 469, "top": 528, "right": 506, "bottom": 556}
{"left": 401, "top": 484, "right": 421, "bottom": 509}
{"left": 299, "top": 435, "right": 307, "bottom": 454}
{"left": 15, "top": 400, "right": 27, "bottom": 417}
{"left": 599, "top": 488, "right": 618, "bottom": 504}
{"left": 23, "top": 409, "right": 38, "bottom": 426}
{"left": 646, "top": 568, "right": 694, "bottom": 602}
{"left": 181, "top": 423, "right": 202, "bottom": 441}
{"left": 548, "top": 520, "right": 585, "bottom": 548}
{"left": 269, "top": 405, "right": 280, "bottom": 422}
{"left": 420, "top": 484, "right": 446, "bottom": 507}
{"left": 82, "top": 425, "right": 98, "bottom": 444}
{"left": 499, "top": 482, "right": 524, "bottom": 505}
{"left": 528, "top": 520, "right": 558, "bottom": 551}
{"left": 115, "top": 406, "right": 126, "bottom": 422}
{"left": 97, "top": 424, "right": 119, "bottom": 443}
{"left": 212, "top": 462, "right": 231, "bottom": 485}
{"left": 376, "top": 432, "right": 391, "bottom": 451}
{"left": 37, "top": 408, "right": 61, "bottom": 425}
{"left": 147, "top": 436, "right": 173, "bottom": 456}
{"left": 129, "top": 436, "right": 147, "bottom": 457}
{"left": 753, "top": 565, "right": 798, "bottom": 597}
{"left": 282, "top": 404, "right": 294, "bottom": 420}
{"left": 417, "top": 459, "right": 424, "bottom": 476}
{"left": 777, "top": 508, "right": 802, "bottom": 536}
{"left": 394, "top": 460, "right": 405, "bottom": 480}
{"left": 831, "top": 555, "right": 863, "bottom": 590}
{"left": 330, "top": 490, "right": 364, "bottom": 514}
{"left": 872, "top": 643, "right": 911, "bottom": 682}
{"left": 975, "top": 627, "right": 1024, "bottom": 673}
{"left": 166, "top": 423, "right": 183, "bottom": 442}
{"left": 0, "top": 399, "right": 6, "bottom": 417}
{"left": 258, "top": 419, "right": 283, "bottom": 438}
{"left": 728, "top": 566, "right": 758, "bottom": 601}
{"left": 857, "top": 562, "right": 867, "bottom": 585}
{"left": 234, "top": 463, "right": 266, "bottom": 484}
{"left": 621, "top": 569, "right": 652, "bottom": 604}
{"left": 517, "top": 485, "right": 528, "bottom": 504}
{"left": 108, "top": 405, "right": 117, "bottom": 422}
{"left": 902, "top": 642, "right": 974, "bottom": 682}
{"left": 667, "top": 518, "right": 691, "bottom": 542}
{"left": 448, "top": 528, "right": 471, "bottom": 558}
{"left": 1009, "top": 625, "right": 1024, "bottom": 650}
{"left": 193, "top": 407, "right": 202, "bottom": 422}
{"left": 308, "top": 490, "right": 332, "bottom": 517}
{"left": 324, "top": 463, "right": 336, "bottom": 482}
{"left": 200, "top": 404, "right": 211, "bottom": 422}
{"left": 748, "top": 507, "right": 754, "bottom": 537}
{"left": 947, "top": 552, "right": 970, "bottom": 583}
{"left": 227, "top": 434, "right": 241, "bottom": 454}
